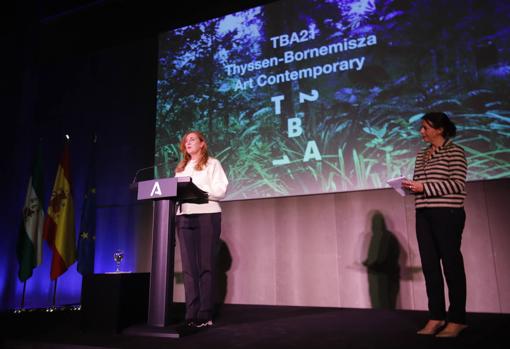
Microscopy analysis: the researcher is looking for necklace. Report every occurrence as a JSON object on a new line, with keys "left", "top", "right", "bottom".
{"left": 425, "top": 146, "right": 437, "bottom": 161}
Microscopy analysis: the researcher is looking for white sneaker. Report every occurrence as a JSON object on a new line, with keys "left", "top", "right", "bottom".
{"left": 196, "top": 320, "right": 213, "bottom": 328}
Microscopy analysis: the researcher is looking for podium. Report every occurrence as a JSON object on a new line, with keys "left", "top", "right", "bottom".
{"left": 124, "top": 176, "right": 207, "bottom": 338}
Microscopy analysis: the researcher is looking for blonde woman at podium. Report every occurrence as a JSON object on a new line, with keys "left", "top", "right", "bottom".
{"left": 174, "top": 130, "right": 229, "bottom": 330}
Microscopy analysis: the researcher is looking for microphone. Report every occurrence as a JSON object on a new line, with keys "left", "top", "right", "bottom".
{"left": 129, "top": 156, "right": 179, "bottom": 190}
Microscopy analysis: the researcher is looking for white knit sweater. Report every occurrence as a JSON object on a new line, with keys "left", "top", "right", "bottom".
{"left": 175, "top": 157, "right": 229, "bottom": 215}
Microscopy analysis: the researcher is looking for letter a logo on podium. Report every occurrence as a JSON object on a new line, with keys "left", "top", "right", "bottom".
{"left": 150, "top": 181, "right": 162, "bottom": 197}
{"left": 137, "top": 178, "right": 177, "bottom": 201}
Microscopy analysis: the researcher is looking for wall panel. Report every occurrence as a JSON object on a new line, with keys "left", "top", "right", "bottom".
{"left": 198, "top": 179, "right": 510, "bottom": 314}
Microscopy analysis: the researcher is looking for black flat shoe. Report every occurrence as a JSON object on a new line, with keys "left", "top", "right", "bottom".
{"left": 176, "top": 319, "right": 200, "bottom": 336}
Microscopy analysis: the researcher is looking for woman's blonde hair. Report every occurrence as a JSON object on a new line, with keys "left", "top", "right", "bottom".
{"left": 175, "top": 131, "right": 209, "bottom": 172}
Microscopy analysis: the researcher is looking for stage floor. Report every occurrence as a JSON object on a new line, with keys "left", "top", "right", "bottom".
{"left": 2, "top": 304, "right": 509, "bottom": 349}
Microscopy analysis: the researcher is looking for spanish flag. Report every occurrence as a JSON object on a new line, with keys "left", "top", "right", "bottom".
{"left": 43, "top": 142, "right": 76, "bottom": 280}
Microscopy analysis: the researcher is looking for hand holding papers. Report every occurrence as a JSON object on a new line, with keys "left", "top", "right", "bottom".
{"left": 387, "top": 176, "right": 412, "bottom": 196}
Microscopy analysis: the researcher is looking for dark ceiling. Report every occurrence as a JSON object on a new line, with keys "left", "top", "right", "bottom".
{"left": 5, "top": 0, "right": 277, "bottom": 61}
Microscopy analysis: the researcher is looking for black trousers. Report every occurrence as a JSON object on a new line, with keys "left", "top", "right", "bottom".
{"left": 416, "top": 207, "right": 467, "bottom": 324}
{"left": 176, "top": 213, "right": 221, "bottom": 322}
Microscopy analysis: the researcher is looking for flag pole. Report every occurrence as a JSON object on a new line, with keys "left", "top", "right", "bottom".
{"left": 20, "top": 281, "right": 27, "bottom": 309}
{"left": 52, "top": 279, "right": 58, "bottom": 308}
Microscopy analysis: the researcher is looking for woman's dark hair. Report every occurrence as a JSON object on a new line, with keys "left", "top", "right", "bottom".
{"left": 422, "top": 112, "right": 457, "bottom": 138}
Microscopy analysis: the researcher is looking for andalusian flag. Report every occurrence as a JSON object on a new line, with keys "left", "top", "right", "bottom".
{"left": 43, "top": 142, "right": 76, "bottom": 280}
{"left": 16, "top": 147, "right": 45, "bottom": 282}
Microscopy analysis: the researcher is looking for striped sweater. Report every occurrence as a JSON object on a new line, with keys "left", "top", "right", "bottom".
{"left": 413, "top": 139, "right": 467, "bottom": 208}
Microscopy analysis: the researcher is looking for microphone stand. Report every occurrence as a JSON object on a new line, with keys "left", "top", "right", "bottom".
{"left": 130, "top": 158, "right": 178, "bottom": 190}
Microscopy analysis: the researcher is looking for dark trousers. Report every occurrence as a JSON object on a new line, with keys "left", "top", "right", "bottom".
{"left": 176, "top": 213, "right": 221, "bottom": 321}
{"left": 416, "top": 207, "right": 467, "bottom": 324}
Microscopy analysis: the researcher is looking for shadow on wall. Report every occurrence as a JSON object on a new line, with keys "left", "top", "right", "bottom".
{"left": 214, "top": 239, "right": 232, "bottom": 315}
{"left": 362, "top": 211, "right": 403, "bottom": 309}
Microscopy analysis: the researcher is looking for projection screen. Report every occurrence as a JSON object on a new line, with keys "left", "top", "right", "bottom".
{"left": 155, "top": 0, "right": 510, "bottom": 200}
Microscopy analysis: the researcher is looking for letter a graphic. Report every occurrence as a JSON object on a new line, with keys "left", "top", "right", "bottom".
{"left": 150, "top": 181, "right": 162, "bottom": 196}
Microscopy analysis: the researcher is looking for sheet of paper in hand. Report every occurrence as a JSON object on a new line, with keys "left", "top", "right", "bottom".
{"left": 386, "top": 176, "right": 412, "bottom": 197}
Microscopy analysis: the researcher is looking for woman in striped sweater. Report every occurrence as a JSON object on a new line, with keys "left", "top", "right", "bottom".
{"left": 402, "top": 112, "right": 468, "bottom": 338}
